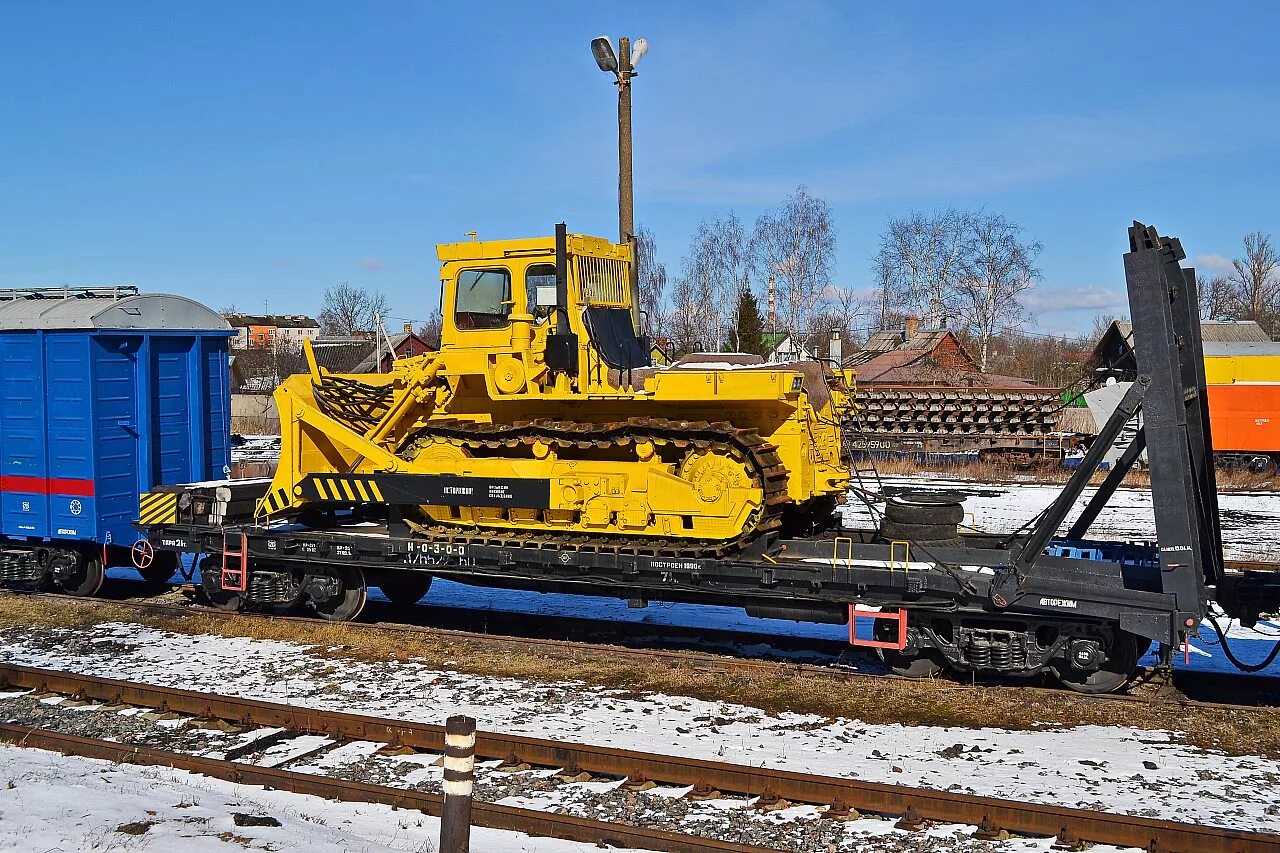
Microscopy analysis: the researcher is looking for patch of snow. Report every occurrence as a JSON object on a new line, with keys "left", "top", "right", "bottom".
{"left": 0, "top": 743, "right": 645, "bottom": 852}
{"left": 2, "top": 621, "right": 1277, "bottom": 835}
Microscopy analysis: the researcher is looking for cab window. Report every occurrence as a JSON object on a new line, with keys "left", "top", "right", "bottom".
{"left": 455, "top": 268, "right": 511, "bottom": 330}
{"left": 526, "top": 263, "right": 557, "bottom": 319}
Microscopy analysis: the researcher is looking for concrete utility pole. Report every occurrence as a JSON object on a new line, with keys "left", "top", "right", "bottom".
{"left": 591, "top": 35, "right": 648, "bottom": 243}
{"left": 617, "top": 37, "right": 633, "bottom": 243}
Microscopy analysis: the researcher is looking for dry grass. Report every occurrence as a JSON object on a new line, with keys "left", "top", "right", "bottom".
{"left": 1, "top": 594, "right": 1276, "bottom": 758}
{"left": 869, "top": 457, "right": 1279, "bottom": 491}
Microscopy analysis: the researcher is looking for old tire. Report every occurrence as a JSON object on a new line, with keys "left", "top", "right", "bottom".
{"left": 879, "top": 520, "right": 959, "bottom": 542}
{"left": 885, "top": 494, "right": 964, "bottom": 526}
{"left": 379, "top": 573, "right": 433, "bottom": 607}
{"left": 1052, "top": 631, "right": 1142, "bottom": 695}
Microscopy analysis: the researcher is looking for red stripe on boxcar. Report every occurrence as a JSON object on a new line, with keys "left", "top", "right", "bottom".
{"left": 0, "top": 475, "right": 95, "bottom": 497}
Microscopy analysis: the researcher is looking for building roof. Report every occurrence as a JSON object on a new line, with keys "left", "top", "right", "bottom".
{"left": 1091, "top": 319, "right": 1272, "bottom": 373}
{"left": 225, "top": 313, "right": 320, "bottom": 329}
{"left": 1109, "top": 318, "right": 1271, "bottom": 344}
{"left": 862, "top": 328, "right": 960, "bottom": 354}
{"left": 349, "top": 332, "right": 431, "bottom": 373}
{"left": 852, "top": 349, "right": 1040, "bottom": 388}
{"left": 310, "top": 338, "right": 376, "bottom": 373}
{"left": 1202, "top": 341, "right": 1280, "bottom": 356}
{"left": 0, "top": 287, "right": 229, "bottom": 331}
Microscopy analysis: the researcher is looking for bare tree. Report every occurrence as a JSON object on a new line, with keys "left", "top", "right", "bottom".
{"left": 677, "top": 213, "right": 751, "bottom": 351}
{"left": 1227, "top": 232, "right": 1280, "bottom": 334}
{"left": 635, "top": 226, "right": 669, "bottom": 341}
{"left": 318, "top": 283, "right": 390, "bottom": 337}
{"left": 416, "top": 310, "right": 443, "bottom": 349}
{"left": 750, "top": 186, "right": 835, "bottom": 351}
{"left": 1197, "top": 273, "right": 1233, "bottom": 321}
{"left": 667, "top": 273, "right": 704, "bottom": 354}
{"left": 956, "top": 212, "right": 1041, "bottom": 371}
{"left": 874, "top": 208, "right": 973, "bottom": 326}
{"left": 233, "top": 337, "right": 309, "bottom": 392}
{"left": 807, "top": 286, "right": 866, "bottom": 358}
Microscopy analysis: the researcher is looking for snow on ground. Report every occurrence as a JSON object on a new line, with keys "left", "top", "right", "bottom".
{"left": 231, "top": 434, "right": 282, "bottom": 464}
{"left": 841, "top": 474, "right": 1280, "bottom": 562}
{"left": 2, "top": 622, "right": 1278, "bottom": 836}
{"left": 0, "top": 743, "right": 635, "bottom": 852}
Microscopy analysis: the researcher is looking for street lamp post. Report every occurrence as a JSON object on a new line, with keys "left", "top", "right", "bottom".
{"left": 590, "top": 35, "right": 648, "bottom": 244}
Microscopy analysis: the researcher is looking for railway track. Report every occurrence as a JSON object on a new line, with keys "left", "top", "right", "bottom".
{"left": 3, "top": 585, "right": 1279, "bottom": 714}
{"left": 1, "top": 663, "right": 1276, "bottom": 853}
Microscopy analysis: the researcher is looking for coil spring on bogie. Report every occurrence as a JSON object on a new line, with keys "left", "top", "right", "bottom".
{"left": 965, "top": 630, "right": 1025, "bottom": 672}
{"left": 245, "top": 570, "right": 298, "bottom": 605}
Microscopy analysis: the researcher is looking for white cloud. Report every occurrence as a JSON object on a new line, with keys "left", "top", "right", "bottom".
{"left": 1022, "top": 284, "right": 1127, "bottom": 316}
{"left": 1192, "top": 253, "right": 1234, "bottom": 275}
{"left": 360, "top": 257, "right": 386, "bottom": 272}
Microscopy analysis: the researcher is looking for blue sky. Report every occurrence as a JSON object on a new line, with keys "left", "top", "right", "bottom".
{"left": 2, "top": 2, "right": 1276, "bottom": 335}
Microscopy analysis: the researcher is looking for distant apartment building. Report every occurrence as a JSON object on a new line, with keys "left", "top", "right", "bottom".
{"left": 224, "top": 314, "right": 321, "bottom": 349}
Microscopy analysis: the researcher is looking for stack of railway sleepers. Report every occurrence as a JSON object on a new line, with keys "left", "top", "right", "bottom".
{"left": 846, "top": 387, "right": 1072, "bottom": 459}
{"left": 171, "top": 479, "right": 272, "bottom": 526}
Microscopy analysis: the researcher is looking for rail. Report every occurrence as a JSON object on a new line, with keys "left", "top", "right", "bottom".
{"left": 0, "top": 724, "right": 771, "bottom": 853}
{"left": 1, "top": 663, "right": 1275, "bottom": 852}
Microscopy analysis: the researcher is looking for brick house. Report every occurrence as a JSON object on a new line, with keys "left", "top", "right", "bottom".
{"left": 845, "top": 317, "right": 1036, "bottom": 387}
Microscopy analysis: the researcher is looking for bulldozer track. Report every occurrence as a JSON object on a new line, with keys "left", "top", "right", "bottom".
{"left": 397, "top": 417, "right": 791, "bottom": 558}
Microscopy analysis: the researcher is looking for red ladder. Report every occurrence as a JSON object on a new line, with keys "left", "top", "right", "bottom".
{"left": 220, "top": 533, "right": 249, "bottom": 593}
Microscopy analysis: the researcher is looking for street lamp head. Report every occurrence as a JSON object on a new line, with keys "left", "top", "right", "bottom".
{"left": 591, "top": 36, "right": 618, "bottom": 73}
{"left": 630, "top": 38, "right": 649, "bottom": 66}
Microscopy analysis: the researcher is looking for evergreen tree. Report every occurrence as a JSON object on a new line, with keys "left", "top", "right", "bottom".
{"left": 734, "top": 288, "right": 765, "bottom": 355}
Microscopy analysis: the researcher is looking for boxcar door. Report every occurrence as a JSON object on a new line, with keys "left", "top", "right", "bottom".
{"left": 150, "top": 337, "right": 194, "bottom": 485}
{"left": 92, "top": 335, "right": 142, "bottom": 545}
{"left": 0, "top": 331, "right": 49, "bottom": 539}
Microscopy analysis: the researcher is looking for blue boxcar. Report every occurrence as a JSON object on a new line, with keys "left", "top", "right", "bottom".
{"left": 0, "top": 287, "right": 231, "bottom": 590}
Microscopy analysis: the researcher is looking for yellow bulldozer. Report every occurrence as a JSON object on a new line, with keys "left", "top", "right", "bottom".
{"left": 258, "top": 225, "right": 852, "bottom": 555}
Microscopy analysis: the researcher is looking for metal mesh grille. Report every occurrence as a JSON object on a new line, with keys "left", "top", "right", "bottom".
{"left": 575, "top": 255, "right": 629, "bottom": 307}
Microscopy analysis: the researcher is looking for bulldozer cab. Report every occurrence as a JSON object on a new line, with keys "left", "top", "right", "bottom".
{"left": 436, "top": 224, "right": 650, "bottom": 392}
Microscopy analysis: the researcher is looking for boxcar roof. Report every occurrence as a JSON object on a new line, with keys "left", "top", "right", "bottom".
{"left": 0, "top": 291, "right": 229, "bottom": 331}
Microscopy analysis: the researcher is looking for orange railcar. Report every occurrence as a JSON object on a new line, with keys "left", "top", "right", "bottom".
{"left": 1203, "top": 344, "right": 1280, "bottom": 469}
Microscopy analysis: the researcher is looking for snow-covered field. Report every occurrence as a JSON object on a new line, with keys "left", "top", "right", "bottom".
{"left": 0, "top": 742, "right": 626, "bottom": 853}
{"left": 1, "top": 621, "right": 1277, "bottom": 841}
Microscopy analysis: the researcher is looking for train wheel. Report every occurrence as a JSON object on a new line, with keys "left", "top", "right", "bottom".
{"left": 137, "top": 551, "right": 179, "bottom": 587}
{"left": 874, "top": 619, "right": 946, "bottom": 678}
{"left": 199, "top": 555, "right": 241, "bottom": 611}
{"left": 378, "top": 573, "right": 433, "bottom": 607}
{"left": 880, "top": 649, "right": 946, "bottom": 678}
{"left": 1052, "top": 630, "right": 1141, "bottom": 694}
{"left": 311, "top": 566, "right": 367, "bottom": 621}
{"left": 53, "top": 551, "right": 104, "bottom": 597}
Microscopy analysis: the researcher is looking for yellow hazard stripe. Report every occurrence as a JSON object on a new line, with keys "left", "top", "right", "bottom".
{"left": 353, "top": 479, "right": 370, "bottom": 501}
{"left": 313, "top": 478, "right": 329, "bottom": 500}
{"left": 138, "top": 493, "right": 177, "bottom": 524}
{"left": 139, "top": 492, "right": 173, "bottom": 510}
{"left": 369, "top": 480, "right": 384, "bottom": 501}
{"left": 340, "top": 480, "right": 356, "bottom": 501}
